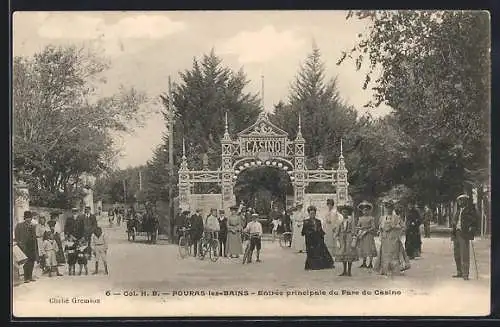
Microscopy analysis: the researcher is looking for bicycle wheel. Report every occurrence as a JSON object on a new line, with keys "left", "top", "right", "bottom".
{"left": 242, "top": 242, "right": 251, "bottom": 264}
{"left": 209, "top": 239, "right": 220, "bottom": 262}
{"left": 198, "top": 239, "right": 207, "bottom": 260}
{"left": 280, "top": 233, "right": 291, "bottom": 248}
{"left": 187, "top": 237, "right": 192, "bottom": 256}
{"left": 178, "top": 236, "right": 189, "bottom": 258}
{"left": 279, "top": 234, "right": 285, "bottom": 248}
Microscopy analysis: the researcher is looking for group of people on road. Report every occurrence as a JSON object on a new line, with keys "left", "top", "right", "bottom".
{"left": 177, "top": 204, "right": 264, "bottom": 263}
{"left": 14, "top": 206, "right": 109, "bottom": 284}
{"left": 288, "top": 193, "right": 478, "bottom": 281}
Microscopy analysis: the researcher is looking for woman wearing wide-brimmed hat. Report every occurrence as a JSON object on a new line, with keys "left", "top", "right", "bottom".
{"left": 355, "top": 201, "right": 378, "bottom": 269}
{"left": 301, "top": 205, "right": 334, "bottom": 270}
{"left": 374, "top": 200, "right": 410, "bottom": 277}
{"left": 334, "top": 203, "right": 358, "bottom": 276}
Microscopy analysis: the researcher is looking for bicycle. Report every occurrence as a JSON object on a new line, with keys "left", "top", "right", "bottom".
{"left": 198, "top": 231, "right": 220, "bottom": 262}
{"left": 242, "top": 232, "right": 261, "bottom": 264}
{"left": 279, "top": 231, "right": 293, "bottom": 248}
{"left": 178, "top": 227, "right": 192, "bottom": 259}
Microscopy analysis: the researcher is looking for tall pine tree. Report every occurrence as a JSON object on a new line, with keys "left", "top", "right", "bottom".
{"left": 271, "top": 45, "right": 358, "bottom": 169}
{"left": 146, "top": 50, "right": 262, "bottom": 200}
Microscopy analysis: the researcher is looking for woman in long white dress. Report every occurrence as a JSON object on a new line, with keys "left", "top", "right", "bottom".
{"left": 323, "top": 199, "right": 341, "bottom": 263}
{"left": 291, "top": 203, "right": 306, "bottom": 253}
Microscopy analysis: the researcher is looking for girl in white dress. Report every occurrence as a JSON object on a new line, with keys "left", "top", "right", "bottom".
{"left": 291, "top": 203, "right": 306, "bottom": 253}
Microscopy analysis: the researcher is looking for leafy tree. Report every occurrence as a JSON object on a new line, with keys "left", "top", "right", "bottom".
{"left": 13, "top": 45, "right": 147, "bottom": 207}
{"left": 338, "top": 10, "right": 490, "bottom": 204}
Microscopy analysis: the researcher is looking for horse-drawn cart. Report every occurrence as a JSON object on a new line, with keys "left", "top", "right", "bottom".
{"left": 126, "top": 211, "right": 159, "bottom": 243}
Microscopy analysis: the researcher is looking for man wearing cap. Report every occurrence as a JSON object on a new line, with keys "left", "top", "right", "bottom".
{"left": 218, "top": 210, "right": 228, "bottom": 257}
{"left": 190, "top": 209, "right": 204, "bottom": 257}
{"left": 243, "top": 213, "right": 263, "bottom": 263}
{"left": 14, "top": 211, "right": 38, "bottom": 283}
{"left": 204, "top": 209, "right": 220, "bottom": 239}
{"left": 451, "top": 194, "right": 479, "bottom": 280}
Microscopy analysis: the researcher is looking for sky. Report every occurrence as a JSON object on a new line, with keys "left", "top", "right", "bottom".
{"left": 13, "top": 11, "right": 392, "bottom": 169}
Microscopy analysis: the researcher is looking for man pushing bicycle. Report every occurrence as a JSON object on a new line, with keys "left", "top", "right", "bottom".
{"left": 243, "top": 213, "right": 263, "bottom": 263}
{"left": 203, "top": 209, "right": 220, "bottom": 256}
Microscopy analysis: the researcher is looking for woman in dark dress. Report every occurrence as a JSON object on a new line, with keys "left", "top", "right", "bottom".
{"left": 301, "top": 205, "right": 334, "bottom": 270}
{"left": 405, "top": 203, "right": 422, "bottom": 259}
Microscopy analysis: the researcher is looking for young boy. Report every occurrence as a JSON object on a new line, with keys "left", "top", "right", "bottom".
{"left": 64, "top": 235, "right": 78, "bottom": 275}
{"left": 91, "top": 227, "right": 109, "bottom": 275}
{"left": 243, "top": 213, "right": 263, "bottom": 263}
{"left": 41, "top": 231, "right": 63, "bottom": 277}
{"left": 76, "top": 238, "right": 89, "bottom": 275}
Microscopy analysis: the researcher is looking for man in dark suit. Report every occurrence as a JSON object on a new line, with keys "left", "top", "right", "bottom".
{"left": 14, "top": 211, "right": 38, "bottom": 283}
{"left": 218, "top": 210, "right": 228, "bottom": 257}
{"left": 190, "top": 209, "right": 204, "bottom": 257}
{"left": 64, "top": 208, "right": 79, "bottom": 240}
{"left": 78, "top": 206, "right": 98, "bottom": 247}
{"left": 451, "top": 194, "right": 479, "bottom": 280}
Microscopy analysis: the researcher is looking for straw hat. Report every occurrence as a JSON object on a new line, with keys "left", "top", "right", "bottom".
{"left": 456, "top": 194, "right": 469, "bottom": 201}
{"left": 337, "top": 203, "right": 354, "bottom": 215}
{"left": 357, "top": 200, "right": 373, "bottom": 210}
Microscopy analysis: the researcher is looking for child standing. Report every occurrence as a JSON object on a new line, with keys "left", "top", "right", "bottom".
{"left": 64, "top": 235, "right": 78, "bottom": 275}
{"left": 91, "top": 227, "right": 109, "bottom": 275}
{"left": 76, "top": 238, "right": 89, "bottom": 275}
{"left": 41, "top": 232, "right": 63, "bottom": 277}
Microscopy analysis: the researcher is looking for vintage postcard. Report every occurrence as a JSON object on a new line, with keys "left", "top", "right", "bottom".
{"left": 11, "top": 10, "right": 491, "bottom": 317}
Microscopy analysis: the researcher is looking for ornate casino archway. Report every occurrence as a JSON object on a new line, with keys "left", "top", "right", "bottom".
{"left": 177, "top": 112, "right": 349, "bottom": 214}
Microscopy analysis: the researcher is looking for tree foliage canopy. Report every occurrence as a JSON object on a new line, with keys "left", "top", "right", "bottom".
{"left": 338, "top": 10, "right": 490, "bottom": 204}
{"left": 13, "top": 45, "right": 147, "bottom": 207}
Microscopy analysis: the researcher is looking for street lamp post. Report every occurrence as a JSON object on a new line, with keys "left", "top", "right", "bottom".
{"left": 168, "top": 76, "right": 175, "bottom": 242}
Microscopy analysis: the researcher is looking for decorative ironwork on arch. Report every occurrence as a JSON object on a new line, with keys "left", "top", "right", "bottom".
{"left": 177, "top": 112, "right": 349, "bottom": 213}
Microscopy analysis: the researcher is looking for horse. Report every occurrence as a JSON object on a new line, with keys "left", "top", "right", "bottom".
{"left": 142, "top": 209, "right": 159, "bottom": 244}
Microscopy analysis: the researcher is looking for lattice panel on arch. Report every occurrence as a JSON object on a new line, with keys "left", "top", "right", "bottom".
{"left": 306, "top": 171, "right": 336, "bottom": 182}
{"left": 222, "top": 144, "right": 232, "bottom": 155}
{"left": 222, "top": 158, "right": 232, "bottom": 170}
{"left": 295, "top": 157, "right": 305, "bottom": 170}
{"left": 295, "top": 143, "right": 304, "bottom": 156}
{"left": 189, "top": 172, "right": 221, "bottom": 183}
{"left": 232, "top": 143, "right": 241, "bottom": 156}
{"left": 286, "top": 143, "right": 294, "bottom": 156}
